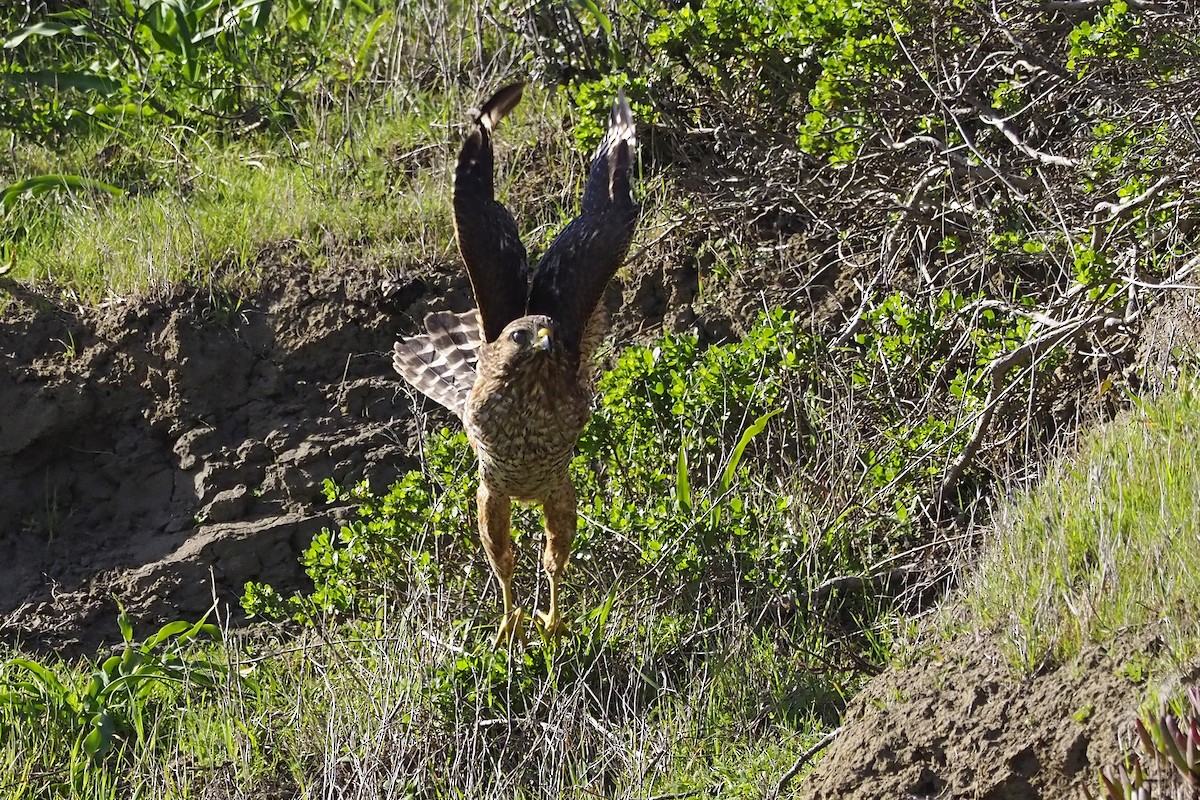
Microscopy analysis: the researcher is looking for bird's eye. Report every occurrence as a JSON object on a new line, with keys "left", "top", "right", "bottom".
{"left": 509, "top": 329, "right": 530, "bottom": 346}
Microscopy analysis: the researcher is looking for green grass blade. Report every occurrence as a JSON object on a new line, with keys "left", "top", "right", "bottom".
{"left": 1, "top": 175, "right": 125, "bottom": 214}
{"left": 676, "top": 443, "right": 692, "bottom": 510}
{"left": 720, "top": 409, "right": 782, "bottom": 494}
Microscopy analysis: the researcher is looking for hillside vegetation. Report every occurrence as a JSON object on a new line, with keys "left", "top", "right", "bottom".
{"left": 2, "top": 0, "right": 1199, "bottom": 797}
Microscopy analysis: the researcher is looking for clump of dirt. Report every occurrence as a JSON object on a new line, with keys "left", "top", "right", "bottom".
{"left": 801, "top": 633, "right": 1168, "bottom": 799}
{"left": 0, "top": 255, "right": 475, "bottom": 654}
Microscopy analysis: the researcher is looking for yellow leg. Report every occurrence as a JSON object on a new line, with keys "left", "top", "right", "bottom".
{"left": 494, "top": 574, "right": 525, "bottom": 647}
{"left": 478, "top": 482, "right": 524, "bottom": 647}
{"left": 534, "top": 482, "right": 576, "bottom": 638}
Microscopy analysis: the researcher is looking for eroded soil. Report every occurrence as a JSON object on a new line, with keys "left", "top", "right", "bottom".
{"left": 802, "top": 633, "right": 1186, "bottom": 799}
{"left": 1, "top": 259, "right": 428, "bottom": 653}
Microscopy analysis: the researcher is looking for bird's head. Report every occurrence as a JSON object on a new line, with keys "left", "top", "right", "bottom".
{"left": 480, "top": 314, "right": 564, "bottom": 377}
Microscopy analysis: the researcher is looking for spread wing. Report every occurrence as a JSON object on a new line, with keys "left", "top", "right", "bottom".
{"left": 527, "top": 89, "right": 639, "bottom": 358}
{"left": 392, "top": 309, "right": 482, "bottom": 418}
{"left": 454, "top": 82, "right": 530, "bottom": 344}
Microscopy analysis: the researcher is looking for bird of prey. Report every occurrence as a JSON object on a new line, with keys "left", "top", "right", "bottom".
{"left": 392, "top": 83, "right": 639, "bottom": 644}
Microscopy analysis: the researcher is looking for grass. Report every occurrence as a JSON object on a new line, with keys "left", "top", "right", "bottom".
{"left": 2, "top": 101, "right": 452, "bottom": 298}
{"left": 1, "top": 83, "right": 636, "bottom": 302}
{"left": 0, "top": 600, "right": 842, "bottom": 798}
{"left": 950, "top": 378, "right": 1200, "bottom": 676}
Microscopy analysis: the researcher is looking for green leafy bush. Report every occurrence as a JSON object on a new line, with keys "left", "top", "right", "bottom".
{"left": 0, "top": 0, "right": 391, "bottom": 139}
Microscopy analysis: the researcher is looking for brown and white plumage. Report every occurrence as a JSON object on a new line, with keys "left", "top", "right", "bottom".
{"left": 391, "top": 309, "right": 481, "bottom": 418}
{"left": 392, "top": 82, "right": 639, "bottom": 644}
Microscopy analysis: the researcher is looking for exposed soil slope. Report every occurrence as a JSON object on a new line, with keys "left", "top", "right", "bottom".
{"left": 0, "top": 260, "right": 436, "bottom": 653}
{"left": 802, "top": 634, "right": 1176, "bottom": 799}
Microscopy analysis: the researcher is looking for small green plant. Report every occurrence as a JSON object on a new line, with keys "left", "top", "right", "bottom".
{"left": 243, "top": 465, "right": 469, "bottom": 623}
{"left": 52, "top": 331, "right": 77, "bottom": 361}
{"left": 201, "top": 289, "right": 248, "bottom": 328}
{"left": 1118, "top": 653, "right": 1150, "bottom": 684}
{"left": 0, "top": 607, "right": 224, "bottom": 786}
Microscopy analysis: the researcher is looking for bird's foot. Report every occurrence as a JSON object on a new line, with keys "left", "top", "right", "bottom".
{"left": 534, "top": 609, "right": 568, "bottom": 639}
{"left": 492, "top": 606, "right": 526, "bottom": 649}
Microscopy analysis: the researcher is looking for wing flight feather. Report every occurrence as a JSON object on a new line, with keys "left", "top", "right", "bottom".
{"left": 453, "top": 83, "right": 530, "bottom": 343}
{"left": 527, "top": 90, "right": 639, "bottom": 359}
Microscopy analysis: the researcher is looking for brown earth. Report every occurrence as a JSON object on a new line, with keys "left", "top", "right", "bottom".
{"left": 801, "top": 632, "right": 1186, "bottom": 799}
{"left": 1, "top": 258, "right": 425, "bottom": 654}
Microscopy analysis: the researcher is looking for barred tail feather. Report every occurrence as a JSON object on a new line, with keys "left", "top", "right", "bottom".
{"left": 392, "top": 309, "right": 483, "bottom": 418}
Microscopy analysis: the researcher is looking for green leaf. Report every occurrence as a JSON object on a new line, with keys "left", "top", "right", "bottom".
{"left": 82, "top": 710, "right": 116, "bottom": 758}
{"left": 47, "top": 8, "right": 95, "bottom": 21}
{"left": 144, "top": 620, "right": 191, "bottom": 647}
{"left": 117, "top": 606, "right": 134, "bottom": 643}
{"left": 84, "top": 672, "right": 105, "bottom": 700}
{"left": 119, "top": 649, "right": 146, "bottom": 676}
{"left": 100, "top": 655, "right": 123, "bottom": 680}
{"left": 675, "top": 444, "right": 692, "bottom": 510}
{"left": 720, "top": 409, "right": 783, "bottom": 494}
{"left": 157, "top": 611, "right": 220, "bottom": 646}
{"left": 249, "top": 0, "right": 275, "bottom": 29}
{"left": 3, "top": 21, "right": 95, "bottom": 48}
{"left": 573, "top": 0, "right": 613, "bottom": 37}
{"left": 353, "top": 9, "right": 392, "bottom": 83}
{"left": 7, "top": 658, "right": 67, "bottom": 695}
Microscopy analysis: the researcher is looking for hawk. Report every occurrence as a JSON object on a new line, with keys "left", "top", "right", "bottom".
{"left": 392, "top": 83, "right": 639, "bottom": 643}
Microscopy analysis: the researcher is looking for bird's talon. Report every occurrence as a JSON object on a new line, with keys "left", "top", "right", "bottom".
{"left": 493, "top": 607, "right": 526, "bottom": 648}
{"left": 534, "top": 610, "right": 568, "bottom": 639}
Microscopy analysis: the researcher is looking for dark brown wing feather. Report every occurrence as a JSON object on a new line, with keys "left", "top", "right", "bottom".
{"left": 527, "top": 89, "right": 639, "bottom": 359}
{"left": 454, "top": 82, "right": 530, "bottom": 344}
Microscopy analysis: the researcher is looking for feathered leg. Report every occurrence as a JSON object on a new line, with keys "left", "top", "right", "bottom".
{"left": 478, "top": 481, "right": 524, "bottom": 646}
{"left": 535, "top": 481, "right": 576, "bottom": 638}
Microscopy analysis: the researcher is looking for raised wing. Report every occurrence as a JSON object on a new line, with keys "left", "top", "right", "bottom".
{"left": 527, "top": 90, "right": 639, "bottom": 358}
{"left": 453, "top": 82, "right": 530, "bottom": 343}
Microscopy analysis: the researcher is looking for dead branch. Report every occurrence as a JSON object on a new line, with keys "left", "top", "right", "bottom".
{"left": 772, "top": 728, "right": 842, "bottom": 798}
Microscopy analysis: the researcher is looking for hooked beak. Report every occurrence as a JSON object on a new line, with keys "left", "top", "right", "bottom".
{"left": 535, "top": 327, "right": 553, "bottom": 352}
